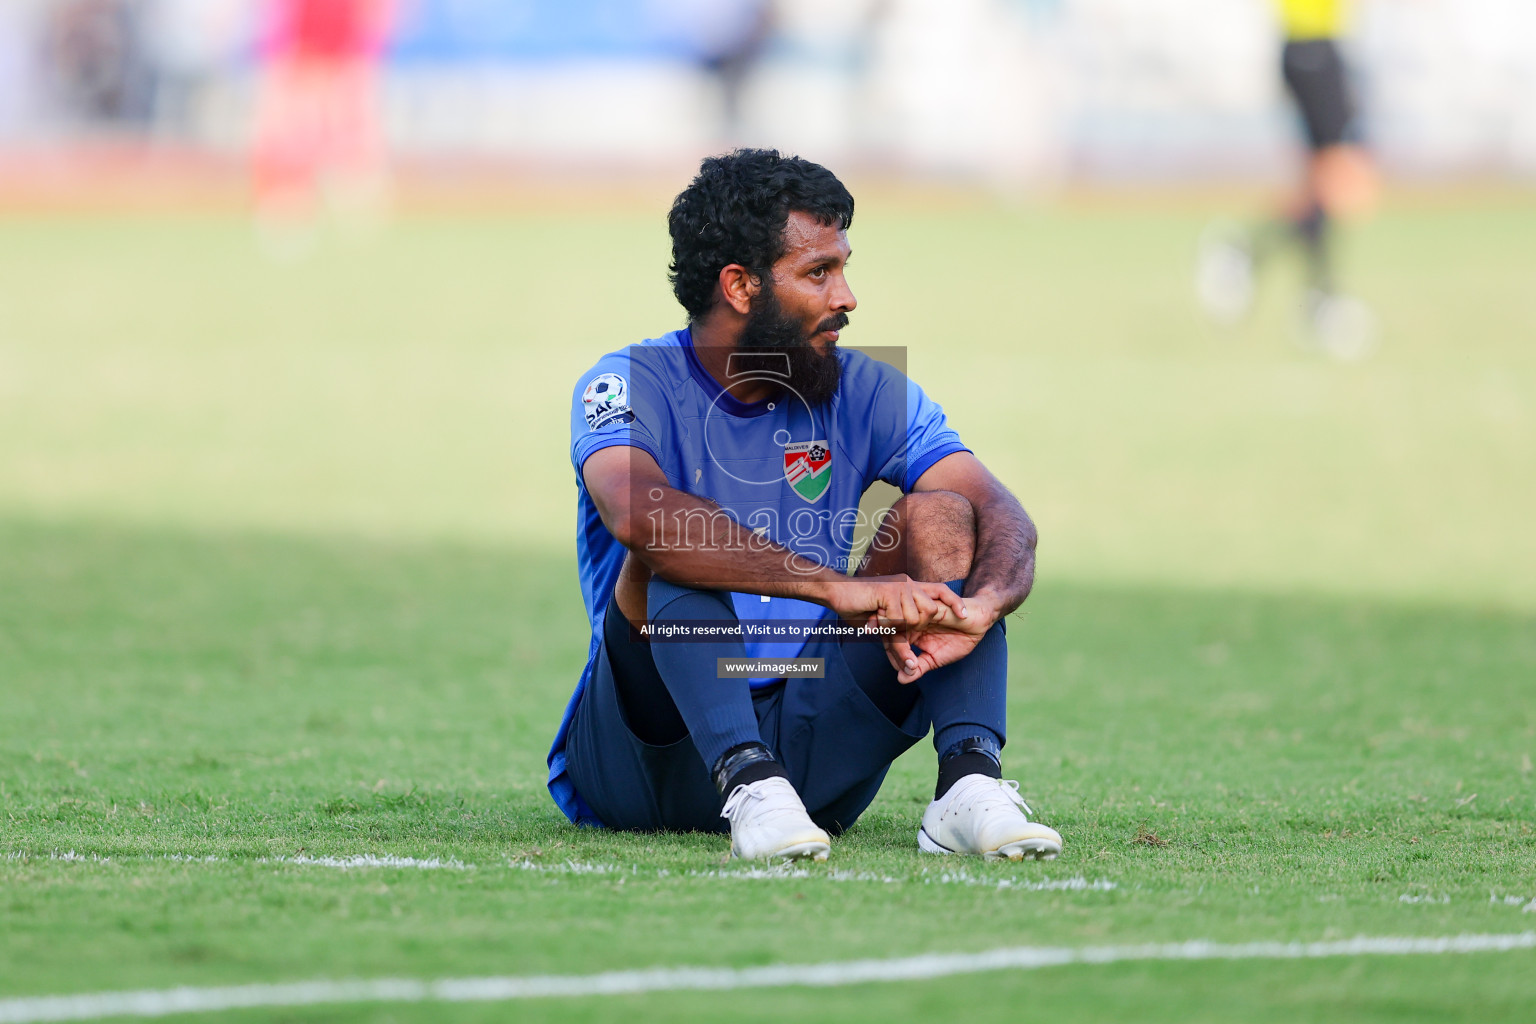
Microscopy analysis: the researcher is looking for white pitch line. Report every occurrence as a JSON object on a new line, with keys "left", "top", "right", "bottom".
{"left": 0, "top": 932, "right": 1531, "bottom": 1024}
{"left": 270, "top": 854, "right": 470, "bottom": 871}
{"left": 3, "top": 852, "right": 469, "bottom": 872}
{"left": 5, "top": 852, "right": 1120, "bottom": 890}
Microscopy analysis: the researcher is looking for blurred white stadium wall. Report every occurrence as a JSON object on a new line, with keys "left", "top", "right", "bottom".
{"left": 0, "top": 0, "right": 1533, "bottom": 183}
{"left": 1357, "top": 0, "right": 1536, "bottom": 176}
{"left": 138, "top": 0, "right": 253, "bottom": 148}
{"left": 0, "top": 1, "right": 47, "bottom": 140}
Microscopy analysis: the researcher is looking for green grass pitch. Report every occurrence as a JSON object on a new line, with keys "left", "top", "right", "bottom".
{"left": 1, "top": 189, "right": 1534, "bottom": 1021}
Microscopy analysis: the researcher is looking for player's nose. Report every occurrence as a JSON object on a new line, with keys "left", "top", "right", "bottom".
{"left": 831, "top": 275, "right": 857, "bottom": 313}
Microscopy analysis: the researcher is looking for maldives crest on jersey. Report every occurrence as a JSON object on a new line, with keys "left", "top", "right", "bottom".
{"left": 783, "top": 440, "right": 832, "bottom": 502}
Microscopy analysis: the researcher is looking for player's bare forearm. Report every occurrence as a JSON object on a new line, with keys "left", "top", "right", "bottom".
{"left": 965, "top": 486, "right": 1036, "bottom": 616}
{"left": 911, "top": 451, "right": 1037, "bottom": 619}
{"left": 582, "top": 446, "right": 966, "bottom": 638}
{"left": 581, "top": 445, "right": 843, "bottom": 604}
{"left": 620, "top": 485, "right": 968, "bottom": 640}
{"left": 621, "top": 483, "right": 844, "bottom": 602}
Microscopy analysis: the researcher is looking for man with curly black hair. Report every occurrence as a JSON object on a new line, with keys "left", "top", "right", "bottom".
{"left": 548, "top": 149, "right": 1061, "bottom": 863}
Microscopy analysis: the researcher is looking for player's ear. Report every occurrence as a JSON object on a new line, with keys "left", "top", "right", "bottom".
{"left": 718, "top": 264, "right": 758, "bottom": 316}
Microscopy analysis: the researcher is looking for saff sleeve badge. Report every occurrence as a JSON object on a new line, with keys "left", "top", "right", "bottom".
{"left": 783, "top": 440, "right": 832, "bottom": 502}
{"left": 582, "top": 373, "right": 633, "bottom": 430}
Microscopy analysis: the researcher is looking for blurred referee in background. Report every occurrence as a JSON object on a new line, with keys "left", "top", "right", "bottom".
{"left": 1199, "top": 0, "right": 1380, "bottom": 359}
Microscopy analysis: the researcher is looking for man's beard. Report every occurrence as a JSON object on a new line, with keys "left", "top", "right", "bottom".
{"left": 736, "top": 285, "right": 846, "bottom": 407}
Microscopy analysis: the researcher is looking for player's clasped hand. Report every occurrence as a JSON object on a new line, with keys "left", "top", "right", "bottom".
{"left": 825, "top": 575, "right": 973, "bottom": 684}
{"left": 883, "top": 605, "right": 995, "bottom": 685}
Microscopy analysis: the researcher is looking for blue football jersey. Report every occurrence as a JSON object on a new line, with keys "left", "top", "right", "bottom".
{"left": 549, "top": 327, "right": 969, "bottom": 825}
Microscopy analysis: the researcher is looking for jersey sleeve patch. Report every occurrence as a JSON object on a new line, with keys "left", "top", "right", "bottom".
{"left": 582, "top": 372, "right": 634, "bottom": 430}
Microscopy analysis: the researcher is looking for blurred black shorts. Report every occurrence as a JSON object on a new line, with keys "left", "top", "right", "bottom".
{"left": 1282, "top": 39, "right": 1357, "bottom": 150}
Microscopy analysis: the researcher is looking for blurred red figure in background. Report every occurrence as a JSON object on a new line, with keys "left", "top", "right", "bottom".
{"left": 253, "top": 0, "right": 393, "bottom": 236}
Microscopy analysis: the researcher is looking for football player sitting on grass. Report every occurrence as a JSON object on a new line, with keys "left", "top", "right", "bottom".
{"left": 547, "top": 149, "right": 1061, "bottom": 863}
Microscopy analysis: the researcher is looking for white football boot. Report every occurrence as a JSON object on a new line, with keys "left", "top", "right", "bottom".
{"left": 918, "top": 775, "right": 1062, "bottom": 861}
{"left": 720, "top": 777, "right": 831, "bottom": 862}
{"left": 1195, "top": 224, "right": 1256, "bottom": 325}
{"left": 1303, "top": 289, "right": 1378, "bottom": 362}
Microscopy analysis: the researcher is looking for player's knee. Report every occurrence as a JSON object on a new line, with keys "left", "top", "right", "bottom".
{"left": 890, "top": 490, "right": 975, "bottom": 582}
{"left": 647, "top": 575, "right": 733, "bottom": 621}
{"left": 1315, "top": 145, "right": 1378, "bottom": 219}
